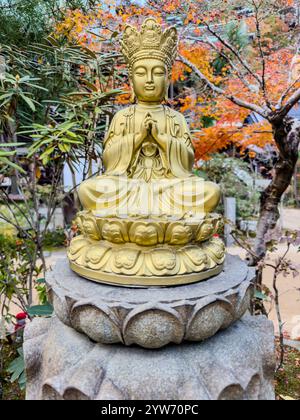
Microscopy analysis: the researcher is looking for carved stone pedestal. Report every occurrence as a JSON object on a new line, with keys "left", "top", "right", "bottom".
{"left": 46, "top": 255, "right": 253, "bottom": 348}
{"left": 23, "top": 254, "right": 275, "bottom": 400}
{"left": 24, "top": 314, "right": 275, "bottom": 400}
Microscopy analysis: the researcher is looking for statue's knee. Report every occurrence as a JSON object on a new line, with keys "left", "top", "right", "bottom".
{"left": 77, "top": 179, "right": 95, "bottom": 208}
{"left": 205, "top": 182, "right": 221, "bottom": 210}
{"left": 212, "top": 183, "right": 221, "bottom": 202}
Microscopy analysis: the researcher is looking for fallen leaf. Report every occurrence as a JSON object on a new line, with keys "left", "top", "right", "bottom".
{"left": 279, "top": 395, "right": 295, "bottom": 400}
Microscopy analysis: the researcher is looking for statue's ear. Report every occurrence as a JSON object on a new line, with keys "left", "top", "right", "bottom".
{"left": 129, "top": 79, "right": 136, "bottom": 103}
{"left": 164, "top": 79, "right": 170, "bottom": 103}
{"left": 130, "top": 91, "right": 136, "bottom": 104}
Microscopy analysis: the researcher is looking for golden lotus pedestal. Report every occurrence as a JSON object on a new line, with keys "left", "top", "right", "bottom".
{"left": 68, "top": 211, "right": 226, "bottom": 287}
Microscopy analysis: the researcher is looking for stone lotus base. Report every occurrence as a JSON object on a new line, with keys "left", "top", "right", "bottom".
{"left": 47, "top": 255, "right": 254, "bottom": 349}
{"left": 24, "top": 314, "right": 275, "bottom": 400}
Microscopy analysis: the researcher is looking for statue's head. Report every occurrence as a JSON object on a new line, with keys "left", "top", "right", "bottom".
{"left": 131, "top": 58, "right": 168, "bottom": 103}
{"left": 121, "top": 18, "right": 178, "bottom": 103}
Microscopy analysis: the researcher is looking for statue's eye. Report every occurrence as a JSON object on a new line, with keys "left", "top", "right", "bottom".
{"left": 135, "top": 70, "right": 146, "bottom": 76}
{"left": 154, "top": 71, "right": 165, "bottom": 76}
{"left": 153, "top": 67, "right": 165, "bottom": 76}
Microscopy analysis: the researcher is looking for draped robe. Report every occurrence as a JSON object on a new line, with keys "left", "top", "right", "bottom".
{"left": 103, "top": 105, "right": 194, "bottom": 179}
{"left": 78, "top": 105, "right": 220, "bottom": 219}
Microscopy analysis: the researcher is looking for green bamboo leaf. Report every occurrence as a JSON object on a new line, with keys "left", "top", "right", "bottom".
{"left": 0, "top": 157, "right": 26, "bottom": 173}
{"left": 0, "top": 93, "right": 13, "bottom": 101}
{"left": 7, "top": 349, "right": 25, "bottom": 386}
{"left": 255, "top": 291, "right": 268, "bottom": 301}
{"left": 18, "top": 371, "right": 26, "bottom": 390}
{"left": 30, "top": 44, "right": 55, "bottom": 53}
{"left": 19, "top": 75, "right": 32, "bottom": 82}
{"left": 62, "top": 138, "right": 81, "bottom": 144}
{"left": 46, "top": 36, "right": 60, "bottom": 47}
{"left": 66, "top": 92, "right": 91, "bottom": 97}
{"left": 0, "top": 98, "right": 12, "bottom": 108}
{"left": 27, "top": 303, "right": 53, "bottom": 317}
{"left": 56, "top": 124, "right": 76, "bottom": 137}
{"left": 18, "top": 128, "right": 35, "bottom": 136}
{"left": 0, "top": 142, "right": 26, "bottom": 147}
{"left": 66, "top": 130, "right": 77, "bottom": 139}
{"left": 20, "top": 94, "right": 36, "bottom": 112}
{"left": 40, "top": 146, "right": 56, "bottom": 158}
{"left": 81, "top": 79, "right": 98, "bottom": 92}
{"left": 27, "top": 146, "right": 42, "bottom": 157}
{"left": 24, "top": 83, "right": 48, "bottom": 92}
{"left": 9, "top": 370, "right": 21, "bottom": 385}
{"left": 32, "top": 123, "right": 48, "bottom": 128}
{"left": 7, "top": 356, "right": 22, "bottom": 374}
{"left": 58, "top": 143, "right": 71, "bottom": 153}
{"left": 3, "top": 74, "right": 16, "bottom": 82}
{"left": 0, "top": 150, "right": 16, "bottom": 157}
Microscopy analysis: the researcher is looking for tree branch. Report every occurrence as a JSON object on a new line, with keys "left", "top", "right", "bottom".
{"left": 276, "top": 86, "right": 300, "bottom": 120}
{"left": 278, "top": 75, "right": 300, "bottom": 109}
{"left": 186, "top": 32, "right": 260, "bottom": 93}
{"left": 252, "top": 0, "right": 272, "bottom": 109}
{"left": 178, "top": 54, "right": 268, "bottom": 117}
{"left": 202, "top": 20, "right": 263, "bottom": 87}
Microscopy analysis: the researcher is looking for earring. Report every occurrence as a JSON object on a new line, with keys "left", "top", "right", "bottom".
{"left": 129, "top": 80, "right": 136, "bottom": 103}
{"left": 164, "top": 83, "right": 170, "bottom": 102}
{"left": 130, "top": 90, "right": 136, "bottom": 103}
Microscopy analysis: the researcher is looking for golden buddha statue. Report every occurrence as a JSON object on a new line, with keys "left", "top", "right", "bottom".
{"left": 68, "top": 18, "right": 225, "bottom": 286}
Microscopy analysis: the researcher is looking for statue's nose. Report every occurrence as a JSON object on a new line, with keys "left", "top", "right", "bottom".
{"left": 146, "top": 71, "right": 154, "bottom": 84}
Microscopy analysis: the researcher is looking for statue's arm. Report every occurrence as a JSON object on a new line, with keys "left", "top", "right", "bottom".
{"left": 104, "top": 112, "right": 124, "bottom": 151}
{"left": 179, "top": 113, "right": 194, "bottom": 152}
{"left": 104, "top": 109, "right": 140, "bottom": 151}
{"left": 151, "top": 111, "right": 194, "bottom": 156}
{"left": 162, "top": 112, "right": 194, "bottom": 176}
{"left": 103, "top": 110, "right": 135, "bottom": 175}
{"left": 163, "top": 109, "right": 194, "bottom": 147}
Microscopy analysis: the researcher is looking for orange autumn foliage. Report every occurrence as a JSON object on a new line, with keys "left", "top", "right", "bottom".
{"left": 194, "top": 120, "right": 274, "bottom": 162}
{"left": 178, "top": 44, "right": 221, "bottom": 85}
{"left": 115, "top": 82, "right": 131, "bottom": 105}
{"left": 53, "top": 1, "right": 296, "bottom": 162}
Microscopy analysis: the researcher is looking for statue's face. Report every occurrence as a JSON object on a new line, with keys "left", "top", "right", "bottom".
{"left": 132, "top": 58, "right": 168, "bottom": 102}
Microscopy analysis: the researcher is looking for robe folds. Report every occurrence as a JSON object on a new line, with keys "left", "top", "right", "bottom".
{"left": 78, "top": 105, "right": 221, "bottom": 219}
{"left": 102, "top": 105, "right": 194, "bottom": 179}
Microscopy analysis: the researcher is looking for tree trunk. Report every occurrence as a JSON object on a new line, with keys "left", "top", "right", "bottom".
{"left": 254, "top": 116, "right": 300, "bottom": 261}
{"left": 293, "top": 165, "right": 300, "bottom": 207}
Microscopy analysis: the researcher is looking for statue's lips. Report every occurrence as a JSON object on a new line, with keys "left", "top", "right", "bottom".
{"left": 145, "top": 86, "right": 155, "bottom": 91}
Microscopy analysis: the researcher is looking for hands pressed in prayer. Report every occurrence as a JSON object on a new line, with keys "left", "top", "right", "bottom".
{"left": 138, "top": 112, "right": 168, "bottom": 149}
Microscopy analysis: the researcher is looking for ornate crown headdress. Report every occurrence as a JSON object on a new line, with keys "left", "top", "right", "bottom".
{"left": 120, "top": 18, "right": 178, "bottom": 77}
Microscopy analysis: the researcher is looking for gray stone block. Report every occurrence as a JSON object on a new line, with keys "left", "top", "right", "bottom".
{"left": 47, "top": 255, "right": 254, "bottom": 348}
{"left": 24, "top": 314, "right": 275, "bottom": 400}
